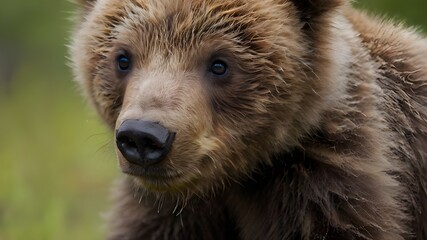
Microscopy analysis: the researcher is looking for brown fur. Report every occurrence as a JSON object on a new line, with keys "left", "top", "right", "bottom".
{"left": 70, "top": 0, "right": 427, "bottom": 239}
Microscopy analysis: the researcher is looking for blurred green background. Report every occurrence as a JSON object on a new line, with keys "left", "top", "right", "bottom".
{"left": 0, "top": 1, "right": 426, "bottom": 239}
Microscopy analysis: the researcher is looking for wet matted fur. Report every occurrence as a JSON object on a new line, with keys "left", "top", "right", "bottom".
{"left": 70, "top": 0, "right": 427, "bottom": 239}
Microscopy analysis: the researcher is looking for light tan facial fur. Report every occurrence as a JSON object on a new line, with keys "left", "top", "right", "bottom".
{"left": 71, "top": 0, "right": 349, "bottom": 195}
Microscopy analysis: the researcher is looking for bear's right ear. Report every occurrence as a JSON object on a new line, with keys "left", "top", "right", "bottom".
{"left": 290, "top": 0, "right": 346, "bottom": 20}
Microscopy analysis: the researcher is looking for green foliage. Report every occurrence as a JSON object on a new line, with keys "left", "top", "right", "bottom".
{"left": 0, "top": 1, "right": 117, "bottom": 239}
{"left": 0, "top": 75, "right": 117, "bottom": 240}
{"left": 356, "top": 0, "right": 427, "bottom": 30}
{"left": 0, "top": 1, "right": 426, "bottom": 239}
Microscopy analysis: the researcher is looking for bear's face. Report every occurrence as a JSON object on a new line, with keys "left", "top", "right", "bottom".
{"left": 71, "top": 0, "right": 345, "bottom": 195}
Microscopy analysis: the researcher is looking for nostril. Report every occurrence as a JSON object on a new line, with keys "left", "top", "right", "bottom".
{"left": 120, "top": 136, "right": 137, "bottom": 150}
{"left": 117, "top": 135, "right": 141, "bottom": 164}
{"left": 141, "top": 139, "right": 157, "bottom": 152}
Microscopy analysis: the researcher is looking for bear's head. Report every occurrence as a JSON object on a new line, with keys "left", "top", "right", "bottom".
{"left": 70, "top": 0, "right": 348, "bottom": 197}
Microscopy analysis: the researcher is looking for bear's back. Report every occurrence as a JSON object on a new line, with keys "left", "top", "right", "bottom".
{"left": 347, "top": 9, "right": 427, "bottom": 239}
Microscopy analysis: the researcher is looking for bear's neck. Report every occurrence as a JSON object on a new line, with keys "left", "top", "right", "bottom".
{"left": 224, "top": 12, "right": 396, "bottom": 239}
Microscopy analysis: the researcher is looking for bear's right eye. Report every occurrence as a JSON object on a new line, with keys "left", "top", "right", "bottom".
{"left": 117, "top": 54, "right": 131, "bottom": 73}
{"left": 210, "top": 60, "right": 228, "bottom": 76}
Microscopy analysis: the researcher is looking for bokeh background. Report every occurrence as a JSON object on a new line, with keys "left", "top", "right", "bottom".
{"left": 0, "top": 1, "right": 426, "bottom": 239}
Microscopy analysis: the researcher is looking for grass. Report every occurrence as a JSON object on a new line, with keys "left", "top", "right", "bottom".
{"left": 0, "top": 63, "right": 117, "bottom": 239}
{"left": 0, "top": 1, "right": 426, "bottom": 240}
{"left": 0, "top": 1, "right": 119, "bottom": 238}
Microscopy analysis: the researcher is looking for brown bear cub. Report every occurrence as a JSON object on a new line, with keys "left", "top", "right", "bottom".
{"left": 70, "top": 0, "right": 427, "bottom": 239}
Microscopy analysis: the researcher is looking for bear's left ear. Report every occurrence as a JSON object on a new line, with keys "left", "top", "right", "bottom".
{"left": 290, "top": 0, "right": 346, "bottom": 20}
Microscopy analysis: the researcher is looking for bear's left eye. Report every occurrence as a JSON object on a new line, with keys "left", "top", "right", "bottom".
{"left": 210, "top": 60, "right": 228, "bottom": 76}
{"left": 117, "top": 54, "right": 131, "bottom": 72}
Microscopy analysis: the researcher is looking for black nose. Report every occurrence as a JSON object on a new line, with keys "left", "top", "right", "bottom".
{"left": 116, "top": 120, "right": 176, "bottom": 167}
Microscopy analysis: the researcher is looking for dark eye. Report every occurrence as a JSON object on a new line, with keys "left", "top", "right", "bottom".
{"left": 210, "top": 60, "right": 227, "bottom": 76}
{"left": 117, "top": 54, "right": 131, "bottom": 72}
